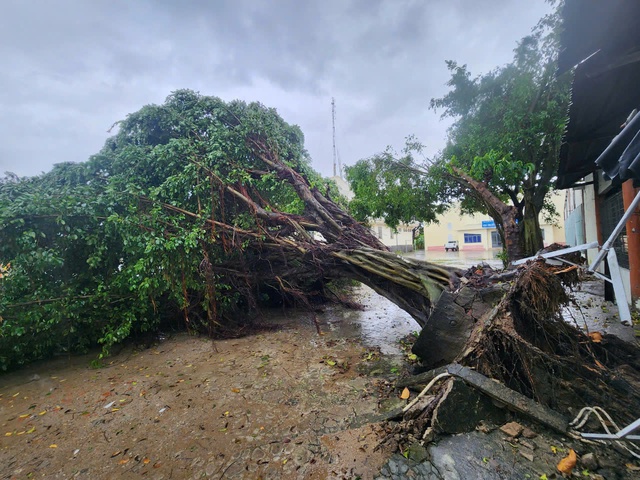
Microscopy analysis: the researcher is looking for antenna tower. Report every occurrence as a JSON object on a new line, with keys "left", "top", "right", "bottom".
{"left": 332, "top": 97, "right": 337, "bottom": 177}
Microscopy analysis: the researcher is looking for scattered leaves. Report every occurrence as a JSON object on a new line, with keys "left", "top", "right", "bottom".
{"left": 400, "top": 387, "right": 410, "bottom": 400}
{"left": 588, "top": 331, "right": 603, "bottom": 343}
{"left": 556, "top": 449, "right": 577, "bottom": 475}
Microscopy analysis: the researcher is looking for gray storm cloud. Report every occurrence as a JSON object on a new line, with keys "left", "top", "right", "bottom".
{"left": 0, "top": 0, "right": 553, "bottom": 178}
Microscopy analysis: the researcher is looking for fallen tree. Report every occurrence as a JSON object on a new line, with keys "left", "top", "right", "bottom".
{"left": 0, "top": 91, "right": 457, "bottom": 369}
{"left": 1, "top": 92, "right": 638, "bottom": 447}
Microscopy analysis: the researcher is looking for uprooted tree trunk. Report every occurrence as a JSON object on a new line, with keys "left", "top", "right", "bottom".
{"left": 166, "top": 137, "right": 639, "bottom": 442}
{"left": 161, "top": 137, "right": 460, "bottom": 330}
{"left": 396, "top": 261, "right": 640, "bottom": 449}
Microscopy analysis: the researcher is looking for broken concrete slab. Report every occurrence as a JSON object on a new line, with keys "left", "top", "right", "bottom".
{"left": 432, "top": 378, "right": 507, "bottom": 434}
{"left": 397, "top": 364, "right": 569, "bottom": 434}
{"left": 412, "top": 285, "right": 507, "bottom": 369}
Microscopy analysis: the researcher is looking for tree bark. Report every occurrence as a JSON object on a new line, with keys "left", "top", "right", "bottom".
{"left": 450, "top": 166, "right": 523, "bottom": 262}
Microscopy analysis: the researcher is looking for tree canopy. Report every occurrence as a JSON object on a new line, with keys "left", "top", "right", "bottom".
{"left": 0, "top": 90, "right": 455, "bottom": 370}
{"left": 345, "top": 137, "right": 444, "bottom": 230}
{"left": 347, "top": 8, "right": 570, "bottom": 261}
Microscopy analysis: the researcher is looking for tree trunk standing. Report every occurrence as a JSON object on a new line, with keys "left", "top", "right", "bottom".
{"left": 521, "top": 191, "right": 544, "bottom": 257}
{"left": 451, "top": 167, "right": 524, "bottom": 263}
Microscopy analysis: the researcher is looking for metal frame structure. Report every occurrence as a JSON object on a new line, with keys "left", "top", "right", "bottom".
{"left": 513, "top": 193, "right": 639, "bottom": 443}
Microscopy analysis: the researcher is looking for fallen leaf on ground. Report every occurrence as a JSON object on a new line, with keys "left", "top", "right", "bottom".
{"left": 557, "top": 448, "right": 576, "bottom": 475}
{"left": 589, "top": 331, "right": 603, "bottom": 343}
{"left": 49, "top": 444, "right": 58, "bottom": 448}
{"left": 400, "top": 387, "right": 410, "bottom": 400}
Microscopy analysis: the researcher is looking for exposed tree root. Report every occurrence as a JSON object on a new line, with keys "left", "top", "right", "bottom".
{"left": 391, "top": 259, "right": 640, "bottom": 452}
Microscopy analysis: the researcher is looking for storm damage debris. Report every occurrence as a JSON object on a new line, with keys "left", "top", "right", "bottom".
{"left": 382, "top": 258, "right": 640, "bottom": 468}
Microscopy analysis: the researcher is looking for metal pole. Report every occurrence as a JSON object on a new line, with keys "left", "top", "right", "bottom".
{"left": 589, "top": 190, "right": 640, "bottom": 271}
{"left": 332, "top": 98, "right": 337, "bottom": 177}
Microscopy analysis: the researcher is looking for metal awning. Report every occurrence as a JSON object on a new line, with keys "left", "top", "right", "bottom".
{"left": 556, "top": 0, "right": 640, "bottom": 189}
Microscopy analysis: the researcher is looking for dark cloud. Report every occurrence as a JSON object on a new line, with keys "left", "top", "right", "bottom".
{"left": 0, "top": 0, "right": 553, "bottom": 178}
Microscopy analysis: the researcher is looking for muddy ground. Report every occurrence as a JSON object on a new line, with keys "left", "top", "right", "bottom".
{"left": 1, "top": 280, "right": 639, "bottom": 479}
{"left": 0, "top": 287, "right": 414, "bottom": 479}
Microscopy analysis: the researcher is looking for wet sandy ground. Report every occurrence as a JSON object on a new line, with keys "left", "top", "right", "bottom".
{"left": 0, "top": 287, "right": 414, "bottom": 480}
{"left": 1, "top": 252, "right": 636, "bottom": 479}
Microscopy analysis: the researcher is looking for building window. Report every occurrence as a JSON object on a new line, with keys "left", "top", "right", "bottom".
{"left": 389, "top": 228, "right": 394, "bottom": 239}
{"left": 491, "top": 231, "right": 502, "bottom": 248}
{"left": 600, "top": 189, "right": 629, "bottom": 269}
{"left": 378, "top": 226, "right": 383, "bottom": 239}
{"left": 464, "top": 233, "right": 481, "bottom": 244}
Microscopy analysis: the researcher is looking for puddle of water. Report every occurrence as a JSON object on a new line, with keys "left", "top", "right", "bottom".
{"left": 321, "top": 285, "right": 420, "bottom": 356}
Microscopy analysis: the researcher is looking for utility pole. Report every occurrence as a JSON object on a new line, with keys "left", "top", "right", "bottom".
{"left": 332, "top": 98, "right": 337, "bottom": 177}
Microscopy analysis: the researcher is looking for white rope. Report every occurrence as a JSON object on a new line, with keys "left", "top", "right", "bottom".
{"left": 402, "top": 372, "right": 451, "bottom": 413}
{"left": 570, "top": 406, "right": 640, "bottom": 459}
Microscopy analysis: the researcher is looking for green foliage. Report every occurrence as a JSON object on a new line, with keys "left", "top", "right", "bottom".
{"left": 0, "top": 90, "right": 318, "bottom": 370}
{"left": 345, "top": 137, "right": 444, "bottom": 229}
{"left": 430, "top": 6, "right": 570, "bottom": 255}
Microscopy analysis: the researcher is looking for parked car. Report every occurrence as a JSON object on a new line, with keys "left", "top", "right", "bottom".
{"left": 444, "top": 240, "right": 459, "bottom": 252}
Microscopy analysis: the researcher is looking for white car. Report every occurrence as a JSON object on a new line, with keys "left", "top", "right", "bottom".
{"left": 444, "top": 240, "right": 459, "bottom": 252}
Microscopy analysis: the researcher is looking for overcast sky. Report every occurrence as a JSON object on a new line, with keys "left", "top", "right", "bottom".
{"left": 1, "top": 0, "right": 554, "bottom": 179}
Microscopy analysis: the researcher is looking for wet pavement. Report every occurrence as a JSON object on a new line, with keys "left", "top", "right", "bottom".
{"left": 324, "top": 287, "right": 419, "bottom": 356}
{"left": 411, "top": 249, "right": 503, "bottom": 270}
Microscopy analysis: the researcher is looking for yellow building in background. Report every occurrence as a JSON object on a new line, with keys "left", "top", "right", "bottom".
{"left": 424, "top": 192, "right": 567, "bottom": 252}
{"left": 332, "top": 175, "right": 419, "bottom": 252}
